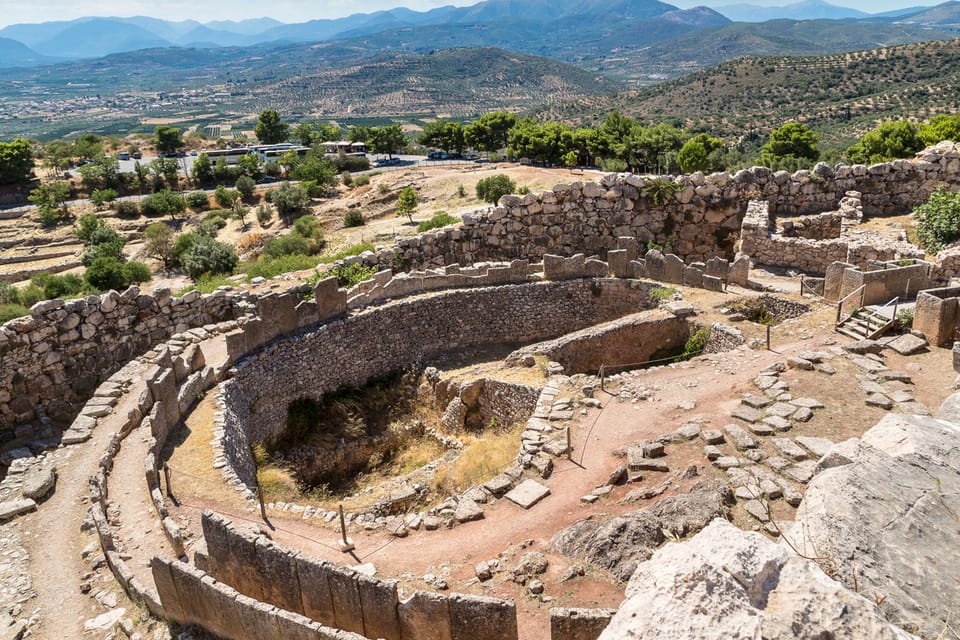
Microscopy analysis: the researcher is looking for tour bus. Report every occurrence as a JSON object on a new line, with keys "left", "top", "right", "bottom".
{"left": 250, "top": 143, "right": 311, "bottom": 163}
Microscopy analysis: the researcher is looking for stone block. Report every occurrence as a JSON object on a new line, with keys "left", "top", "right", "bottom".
{"left": 662, "top": 254, "right": 685, "bottom": 284}
{"left": 549, "top": 608, "right": 616, "bottom": 640}
{"left": 399, "top": 591, "right": 452, "bottom": 640}
{"left": 448, "top": 594, "right": 518, "bottom": 640}
{"left": 607, "top": 250, "right": 629, "bottom": 278}
{"left": 326, "top": 565, "right": 365, "bottom": 636}
{"left": 297, "top": 557, "right": 337, "bottom": 626}
{"left": 315, "top": 277, "right": 347, "bottom": 323}
{"left": 356, "top": 574, "right": 401, "bottom": 640}
{"left": 505, "top": 479, "right": 551, "bottom": 509}
{"left": 643, "top": 250, "right": 664, "bottom": 280}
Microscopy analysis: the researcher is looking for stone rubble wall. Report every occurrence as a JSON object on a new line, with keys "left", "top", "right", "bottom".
{"left": 913, "top": 286, "right": 960, "bottom": 346}
{"left": 361, "top": 143, "right": 960, "bottom": 273}
{"left": 505, "top": 309, "right": 690, "bottom": 375}
{"left": 198, "top": 511, "right": 519, "bottom": 640}
{"left": 703, "top": 323, "right": 747, "bottom": 354}
{"left": 216, "top": 279, "right": 658, "bottom": 495}
{"left": 823, "top": 260, "right": 933, "bottom": 305}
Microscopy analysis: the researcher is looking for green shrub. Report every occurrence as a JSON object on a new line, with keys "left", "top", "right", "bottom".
{"left": 114, "top": 200, "right": 140, "bottom": 218}
{"left": 214, "top": 184, "right": 240, "bottom": 208}
{"left": 683, "top": 326, "right": 711, "bottom": 359}
{"left": 141, "top": 190, "right": 186, "bottom": 219}
{"left": 456, "top": 183, "right": 466, "bottom": 198}
{"left": 186, "top": 191, "right": 210, "bottom": 210}
{"left": 235, "top": 175, "right": 255, "bottom": 200}
{"left": 17, "top": 284, "right": 45, "bottom": 307}
{"left": 353, "top": 174, "right": 370, "bottom": 187}
{"left": 417, "top": 211, "right": 458, "bottom": 232}
{"left": 257, "top": 203, "right": 273, "bottom": 227}
{"left": 343, "top": 210, "right": 365, "bottom": 228}
{"left": 243, "top": 253, "right": 321, "bottom": 280}
{"left": 915, "top": 187, "right": 960, "bottom": 254}
{"left": 171, "top": 232, "right": 201, "bottom": 267}
{"left": 272, "top": 183, "right": 309, "bottom": 217}
{"left": 0, "top": 304, "right": 30, "bottom": 324}
{"left": 649, "top": 286, "right": 677, "bottom": 303}
{"left": 123, "top": 261, "right": 152, "bottom": 284}
{"left": 517, "top": 185, "right": 530, "bottom": 196}
{"left": 31, "top": 272, "right": 84, "bottom": 300}
{"left": 0, "top": 282, "right": 19, "bottom": 305}
{"left": 475, "top": 174, "right": 516, "bottom": 204}
{"left": 341, "top": 171, "right": 353, "bottom": 187}
{"left": 335, "top": 263, "right": 377, "bottom": 288}
{"left": 263, "top": 233, "right": 310, "bottom": 257}
{"left": 85, "top": 256, "right": 129, "bottom": 291}
{"left": 332, "top": 155, "right": 370, "bottom": 173}
{"left": 180, "top": 235, "right": 238, "bottom": 280}
{"left": 90, "top": 188, "right": 118, "bottom": 207}
{"left": 896, "top": 307, "right": 915, "bottom": 330}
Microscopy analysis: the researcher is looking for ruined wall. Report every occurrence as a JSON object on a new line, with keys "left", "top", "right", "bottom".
{"left": 199, "top": 512, "right": 519, "bottom": 640}
{"left": 506, "top": 309, "right": 690, "bottom": 375}
{"left": 364, "top": 143, "right": 960, "bottom": 272}
{"left": 217, "top": 279, "right": 658, "bottom": 493}
{"left": 0, "top": 286, "right": 252, "bottom": 440}
{"left": 913, "top": 287, "right": 960, "bottom": 346}
{"left": 823, "top": 261, "right": 933, "bottom": 305}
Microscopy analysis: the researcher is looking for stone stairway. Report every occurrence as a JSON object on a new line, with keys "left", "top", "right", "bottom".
{"left": 836, "top": 306, "right": 895, "bottom": 340}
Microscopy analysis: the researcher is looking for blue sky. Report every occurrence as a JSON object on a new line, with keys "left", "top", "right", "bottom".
{"left": 0, "top": 0, "right": 926, "bottom": 28}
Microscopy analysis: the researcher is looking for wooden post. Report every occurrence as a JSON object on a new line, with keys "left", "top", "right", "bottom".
{"left": 163, "top": 463, "right": 173, "bottom": 498}
{"left": 766, "top": 325, "right": 771, "bottom": 351}
{"left": 257, "top": 486, "right": 267, "bottom": 522}
{"left": 338, "top": 504, "right": 355, "bottom": 553}
{"left": 566, "top": 426, "right": 572, "bottom": 461}
{"left": 599, "top": 365, "right": 605, "bottom": 393}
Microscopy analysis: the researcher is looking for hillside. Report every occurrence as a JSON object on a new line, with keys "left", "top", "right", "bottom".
{"left": 715, "top": 0, "right": 869, "bottom": 22}
{"left": 0, "top": 37, "right": 55, "bottom": 69}
{"left": 545, "top": 38, "right": 960, "bottom": 150}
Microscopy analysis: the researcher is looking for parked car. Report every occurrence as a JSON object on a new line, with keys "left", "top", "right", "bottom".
{"left": 255, "top": 176, "right": 277, "bottom": 184}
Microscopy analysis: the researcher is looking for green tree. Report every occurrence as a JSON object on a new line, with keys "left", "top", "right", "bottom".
{"left": 271, "top": 183, "right": 309, "bottom": 218}
{"left": 29, "top": 182, "right": 72, "bottom": 226}
{"left": 140, "top": 190, "right": 186, "bottom": 220}
{"left": 90, "top": 188, "right": 118, "bottom": 208}
{"left": 214, "top": 184, "right": 240, "bottom": 208}
{"left": 678, "top": 133, "right": 725, "bottom": 173}
{"left": 637, "top": 123, "right": 685, "bottom": 173}
{"left": 396, "top": 186, "right": 418, "bottom": 223}
{"left": 236, "top": 153, "right": 263, "bottom": 177}
{"left": 254, "top": 109, "right": 289, "bottom": 144}
{"left": 465, "top": 112, "right": 517, "bottom": 152}
{"left": 506, "top": 118, "right": 574, "bottom": 165}
{"left": 235, "top": 175, "right": 255, "bottom": 200}
{"left": 154, "top": 126, "right": 183, "bottom": 154}
{"left": 180, "top": 235, "right": 238, "bottom": 280}
{"left": 73, "top": 134, "right": 102, "bottom": 160}
{"left": 418, "top": 121, "right": 465, "bottom": 155}
{"left": 192, "top": 152, "right": 214, "bottom": 185}
{"left": 846, "top": 120, "right": 924, "bottom": 164}
{"left": 0, "top": 138, "right": 34, "bottom": 185}
{"left": 289, "top": 152, "right": 337, "bottom": 188}
{"left": 75, "top": 214, "right": 125, "bottom": 265}
{"left": 368, "top": 124, "right": 407, "bottom": 157}
{"left": 144, "top": 222, "right": 175, "bottom": 268}
{"left": 476, "top": 174, "right": 516, "bottom": 204}
{"left": 920, "top": 114, "right": 960, "bottom": 145}
{"left": 78, "top": 155, "right": 120, "bottom": 191}
{"left": 760, "top": 122, "right": 819, "bottom": 169}
{"left": 85, "top": 256, "right": 128, "bottom": 291}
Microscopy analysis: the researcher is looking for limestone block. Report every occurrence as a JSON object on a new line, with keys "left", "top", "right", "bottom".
{"left": 356, "top": 574, "right": 401, "bottom": 640}
{"left": 662, "top": 254, "right": 685, "bottom": 284}
{"left": 550, "top": 608, "right": 616, "bottom": 640}
{"left": 448, "top": 594, "right": 518, "bottom": 640}
{"left": 399, "top": 591, "right": 452, "bottom": 640}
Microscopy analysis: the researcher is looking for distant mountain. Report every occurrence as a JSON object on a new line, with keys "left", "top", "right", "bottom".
{"left": 31, "top": 18, "right": 172, "bottom": 59}
{"left": 0, "top": 37, "right": 56, "bottom": 68}
{"left": 873, "top": 5, "right": 932, "bottom": 17}
{"left": 204, "top": 18, "right": 284, "bottom": 35}
{"left": 715, "top": 0, "right": 869, "bottom": 22}
{"left": 895, "top": 0, "right": 960, "bottom": 26}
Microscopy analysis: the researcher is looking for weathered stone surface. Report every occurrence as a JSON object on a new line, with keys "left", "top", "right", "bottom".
{"left": 553, "top": 480, "right": 731, "bottom": 582}
{"left": 599, "top": 519, "right": 914, "bottom": 640}
{"left": 505, "top": 479, "right": 551, "bottom": 510}
{"left": 0, "top": 499, "right": 36, "bottom": 521}
{"left": 732, "top": 406, "right": 763, "bottom": 424}
{"left": 766, "top": 402, "right": 797, "bottom": 419}
{"left": 21, "top": 466, "right": 56, "bottom": 500}
{"left": 772, "top": 438, "right": 808, "bottom": 461}
{"left": 454, "top": 498, "right": 484, "bottom": 523}
{"left": 550, "top": 608, "right": 616, "bottom": 640}
{"left": 866, "top": 393, "right": 893, "bottom": 409}
{"left": 724, "top": 423, "right": 758, "bottom": 449}
{"left": 885, "top": 333, "right": 928, "bottom": 356}
{"left": 795, "top": 436, "right": 834, "bottom": 459}
{"left": 483, "top": 474, "right": 514, "bottom": 497}
{"left": 785, "top": 412, "right": 960, "bottom": 638}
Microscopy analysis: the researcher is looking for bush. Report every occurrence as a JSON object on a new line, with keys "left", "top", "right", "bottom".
{"left": 235, "top": 175, "right": 256, "bottom": 200}
{"left": 341, "top": 171, "right": 353, "bottom": 187}
{"left": 114, "top": 200, "right": 140, "bottom": 218}
{"left": 332, "top": 155, "right": 370, "bottom": 172}
{"left": 0, "top": 281, "right": 18, "bottom": 305}
{"left": 272, "top": 183, "right": 309, "bottom": 217}
{"left": 683, "top": 326, "right": 711, "bottom": 359}
{"left": 141, "top": 190, "right": 186, "bottom": 219}
{"left": 180, "top": 235, "right": 238, "bottom": 280}
{"left": 263, "top": 233, "right": 310, "bottom": 257}
{"left": 31, "top": 272, "right": 84, "bottom": 300}
{"left": 0, "top": 303, "right": 29, "bottom": 324}
{"left": 343, "top": 210, "right": 365, "bottom": 227}
{"left": 417, "top": 211, "right": 458, "bottom": 232}
{"left": 243, "top": 253, "right": 320, "bottom": 280}
{"left": 915, "top": 187, "right": 960, "bottom": 254}
{"left": 353, "top": 174, "right": 370, "bottom": 187}
{"left": 335, "top": 263, "right": 377, "bottom": 288}
{"left": 171, "top": 232, "right": 200, "bottom": 267}
{"left": 476, "top": 174, "right": 516, "bottom": 204}
{"left": 896, "top": 307, "right": 915, "bottom": 330}
{"left": 90, "top": 188, "right": 118, "bottom": 207}
{"left": 214, "top": 184, "right": 240, "bottom": 209}
{"left": 186, "top": 191, "right": 210, "bottom": 210}
{"left": 123, "top": 261, "right": 152, "bottom": 284}
{"left": 256, "top": 203, "right": 273, "bottom": 227}
{"left": 85, "top": 256, "right": 129, "bottom": 291}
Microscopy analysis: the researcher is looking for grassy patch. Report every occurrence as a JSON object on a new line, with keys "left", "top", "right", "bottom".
{"left": 649, "top": 286, "right": 677, "bottom": 303}
{"left": 417, "top": 211, "right": 459, "bottom": 233}
{"left": 176, "top": 273, "right": 235, "bottom": 296}
{"left": 434, "top": 422, "right": 525, "bottom": 495}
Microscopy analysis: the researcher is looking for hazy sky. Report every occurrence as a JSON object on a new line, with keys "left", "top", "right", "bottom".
{"left": 0, "top": 0, "right": 928, "bottom": 28}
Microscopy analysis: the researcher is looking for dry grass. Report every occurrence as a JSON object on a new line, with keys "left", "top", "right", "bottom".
{"left": 434, "top": 422, "right": 526, "bottom": 494}
{"left": 256, "top": 465, "right": 301, "bottom": 503}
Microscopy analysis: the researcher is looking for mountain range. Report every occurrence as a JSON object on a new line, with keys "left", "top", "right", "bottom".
{"left": 2, "top": 0, "right": 960, "bottom": 68}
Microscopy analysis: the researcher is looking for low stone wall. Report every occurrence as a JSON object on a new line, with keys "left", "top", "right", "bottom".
{"left": 199, "top": 512, "right": 519, "bottom": 640}
{"left": 151, "top": 557, "right": 364, "bottom": 640}
{"left": 506, "top": 309, "right": 690, "bottom": 375}
{"left": 913, "top": 286, "right": 960, "bottom": 346}
{"left": 216, "top": 279, "right": 658, "bottom": 495}
{"left": 823, "top": 260, "right": 933, "bottom": 305}
{"left": 757, "top": 294, "right": 812, "bottom": 322}
{"left": 550, "top": 608, "right": 616, "bottom": 640}
{"left": 703, "top": 323, "right": 747, "bottom": 354}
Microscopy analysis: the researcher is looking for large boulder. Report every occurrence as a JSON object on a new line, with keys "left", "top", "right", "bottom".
{"left": 599, "top": 519, "right": 915, "bottom": 640}
{"left": 784, "top": 413, "right": 960, "bottom": 638}
{"left": 551, "top": 480, "right": 731, "bottom": 581}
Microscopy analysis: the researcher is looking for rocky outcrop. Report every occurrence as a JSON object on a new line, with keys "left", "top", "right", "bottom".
{"left": 784, "top": 411, "right": 960, "bottom": 638}
{"left": 551, "top": 480, "right": 732, "bottom": 581}
{"left": 599, "top": 519, "right": 915, "bottom": 640}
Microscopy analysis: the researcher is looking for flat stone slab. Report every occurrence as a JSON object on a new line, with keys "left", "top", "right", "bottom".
{"left": 0, "top": 499, "right": 37, "bottom": 521}
{"left": 454, "top": 498, "right": 485, "bottom": 523}
{"left": 633, "top": 460, "right": 669, "bottom": 472}
{"left": 700, "top": 429, "right": 725, "bottom": 445}
{"left": 732, "top": 406, "right": 763, "bottom": 424}
{"left": 783, "top": 460, "right": 817, "bottom": 484}
{"left": 843, "top": 340, "right": 882, "bottom": 355}
{"left": 741, "top": 394, "right": 772, "bottom": 409}
{"left": 792, "top": 407, "right": 813, "bottom": 423}
{"left": 790, "top": 397, "right": 825, "bottom": 409}
{"left": 898, "top": 401, "right": 931, "bottom": 416}
{"left": 743, "top": 499, "right": 770, "bottom": 523}
{"left": 703, "top": 445, "right": 723, "bottom": 461}
{"left": 763, "top": 416, "right": 793, "bottom": 433}
{"left": 817, "top": 363, "right": 836, "bottom": 375}
{"left": 888, "top": 390, "right": 914, "bottom": 404}
{"left": 772, "top": 438, "right": 808, "bottom": 461}
{"left": 505, "top": 479, "right": 551, "bottom": 510}
{"left": 22, "top": 466, "right": 56, "bottom": 501}
{"left": 880, "top": 370, "right": 913, "bottom": 383}
{"left": 747, "top": 422, "right": 775, "bottom": 436}
{"left": 713, "top": 456, "right": 740, "bottom": 469}
{"left": 766, "top": 402, "right": 797, "bottom": 419}
{"left": 754, "top": 375, "right": 779, "bottom": 391}
{"left": 851, "top": 357, "right": 887, "bottom": 373}
{"left": 60, "top": 430, "right": 92, "bottom": 445}
{"left": 724, "top": 424, "right": 757, "bottom": 449}
{"left": 766, "top": 456, "right": 791, "bottom": 472}
{"left": 795, "top": 436, "right": 834, "bottom": 459}
{"left": 866, "top": 393, "right": 893, "bottom": 410}
{"left": 886, "top": 333, "right": 928, "bottom": 356}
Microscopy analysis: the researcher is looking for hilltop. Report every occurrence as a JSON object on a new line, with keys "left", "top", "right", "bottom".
{"left": 546, "top": 38, "right": 960, "bottom": 150}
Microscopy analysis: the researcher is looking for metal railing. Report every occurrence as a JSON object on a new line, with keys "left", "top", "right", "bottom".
{"left": 835, "top": 284, "right": 866, "bottom": 327}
